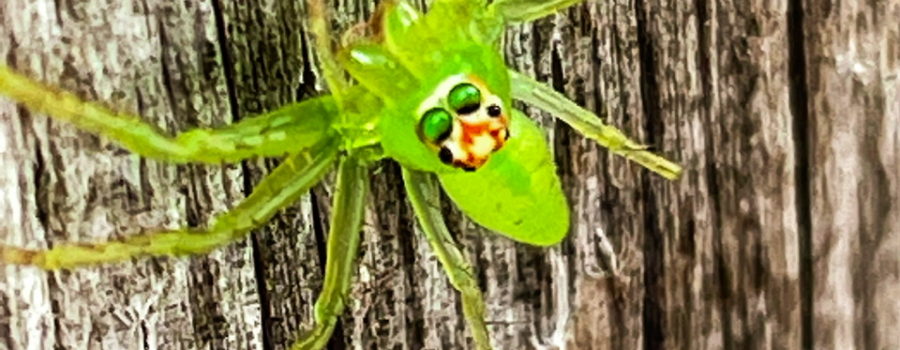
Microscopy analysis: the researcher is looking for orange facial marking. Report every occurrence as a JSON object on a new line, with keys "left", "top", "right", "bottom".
{"left": 490, "top": 128, "right": 507, "bottom": 151}
{"left": 460, "top": 121, "right": 490, "bottom": 145}
{"left": 490, "top": 119, "right": 508, "bottom": 151}
{"left": 452, "top": 116, "right": 508, "bottom": 169}
{"left": 429, "top": 75, "right": 511, "bottom": 170}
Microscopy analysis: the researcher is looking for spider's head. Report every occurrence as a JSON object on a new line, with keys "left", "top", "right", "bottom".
{"left": 339, "top": 0, "right": 512, "bottom": 173}
{"left": 415, "top": 75, "right": 509, "bottom": 171}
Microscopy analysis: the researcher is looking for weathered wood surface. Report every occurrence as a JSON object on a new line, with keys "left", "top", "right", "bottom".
{"left": 0, "top": 0, "right": 897, "bottom": 349}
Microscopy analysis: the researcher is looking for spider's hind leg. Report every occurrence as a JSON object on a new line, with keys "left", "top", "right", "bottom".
{"left": 0, "top": 138, "right": 339, "bottom": 270}
{"left": 290, "top": 155, "right": 368, "bottom": 350}
{"left": 403, "top": 169, "right": 492, "bottom": 350}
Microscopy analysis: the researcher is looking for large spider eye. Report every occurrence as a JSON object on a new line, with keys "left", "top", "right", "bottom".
{"left": 419, "top": 108, "right": 453, "bottom": 144}
{"left": 447, "top": 83, "right": 481, "bottom": 114}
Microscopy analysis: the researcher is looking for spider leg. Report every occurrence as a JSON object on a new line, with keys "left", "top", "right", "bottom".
{"left": 489, "top": 0, "right": 587, "bottom": 22}
{"left": 402, "top": 169, "right": 492, "bottom": 350}
{"left": 307, "top": 0, "right": 349, "bottom": 100}
{"left": 508, "top": 70, "right": 683, "bottom": 180}
{"left": 290, "top": 155, "right": 368, "bottom": 350}
{"left": 0, "top": 138, "right": 340, "bottom": 270}
{"left": 0, "top": 64, "right": 337, "bottom": 164}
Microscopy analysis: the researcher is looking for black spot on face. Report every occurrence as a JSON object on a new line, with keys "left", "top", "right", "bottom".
{"left": 439, "top": 147, "right": 454, "bottom": 165}
{"left": 487, "top": 105, "right": 502, "bottom": 117}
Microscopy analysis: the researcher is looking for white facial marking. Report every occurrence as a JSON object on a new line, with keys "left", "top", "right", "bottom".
{"left": 469, "top": 133, "right": 496, "bottom": 157}
{"left": 417, "top": 75, "right": 509, "bottom": 169}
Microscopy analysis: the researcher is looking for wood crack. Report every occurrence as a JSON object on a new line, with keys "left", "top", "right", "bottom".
{"left": 633, "top": 0, "right": 666, "bottom": 348}
{"left": 787, "top": 0, "right": 813, "bottom": 348}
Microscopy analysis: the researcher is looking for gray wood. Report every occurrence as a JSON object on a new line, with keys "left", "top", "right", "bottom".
{"left": 639, "top": 0, "right": 804, "bottom": 348}
{"left": 1, "top": 0, "right": 897, "bottom": 349}
{"left": 0, "top": 1, "right": 262, "bottom": 349}
{"left": 804, "top": 1, "right": 900, "bottom": 349}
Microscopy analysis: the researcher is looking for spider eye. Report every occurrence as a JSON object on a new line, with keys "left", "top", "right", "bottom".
{"left": 419, "top": 108, "right": 453, "bottom": 144}
{"left": 447, "top": 83, "right": 481, "bottom": 114}
{"left": 487, "top": 104, "right": 502, "bottom": 117}
{"left": 438, "top": 147, "right": 454, "bottom": 165}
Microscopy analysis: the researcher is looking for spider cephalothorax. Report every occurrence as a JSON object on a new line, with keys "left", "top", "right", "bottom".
{"left": 417, "top": 75, "right": 509, "bottom": 171}
{"left": 337, "top": 0, "right": 514, "bottom": 174}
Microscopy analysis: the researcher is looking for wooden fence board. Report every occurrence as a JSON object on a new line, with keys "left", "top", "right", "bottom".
{"left": 0, "top": 0, "right": 896, "bottom": 349}
{"left": 640, "top": 0, "right": 803, "bottom": 348}
{"left": 805, "top": 1, "right": 900, "bottom": 349}
{"left": 0, "top": 1, "right": 263, "bottom": 349}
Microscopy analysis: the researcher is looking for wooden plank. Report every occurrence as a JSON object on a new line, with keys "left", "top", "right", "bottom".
{"left": 805, "top": 1, "right": 900, "bottom": 349}
{"left": 534, "top": 2, "right": 651, "bottom": 349}
{"left": 4, "top": 0, "right": 895, "bottom": 349}
{"left": 0, "top": 1, "right": 582, "bottom": 349}
{"left": 212, "top": 1, "right": 323, "bottom": 349}
{"left": 640, "top": 0, "right": 803, "bottom": 348}
{"left": 0, "top": 0, "right": 263, "bottom": 349}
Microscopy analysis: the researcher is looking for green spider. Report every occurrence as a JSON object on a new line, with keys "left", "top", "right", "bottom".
{"left": 0, "top": 0, "right": 681, "bottom": 349}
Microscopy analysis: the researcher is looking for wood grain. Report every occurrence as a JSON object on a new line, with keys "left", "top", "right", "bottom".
{"left": 1, "top": 0, "right": 897, "bottom": 349}
{"left": 805, "top": 1, "right": 900, "bottom": 349}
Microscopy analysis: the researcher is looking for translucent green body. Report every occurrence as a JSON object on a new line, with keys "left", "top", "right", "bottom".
{"left": 343, "top": 0, "right": 569, "bottom": 245}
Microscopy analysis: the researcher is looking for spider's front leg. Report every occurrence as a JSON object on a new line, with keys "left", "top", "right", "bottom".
{"left": 0, "top": 65, "right": 336, "bottom": 163}
{"left": 508, "top": 70, "right": 683, "bottom": 179}
{"left": 0, "top": 138, "right": 339, "bottom": 269}
{"left": 403, "top": 169, "right": 492, "bottom": 350}
{"left": 290, "top": 154, "right": 369, "bottom": 350}
{"left": 489, "top": 0, "right": 588, "bottom": 22}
